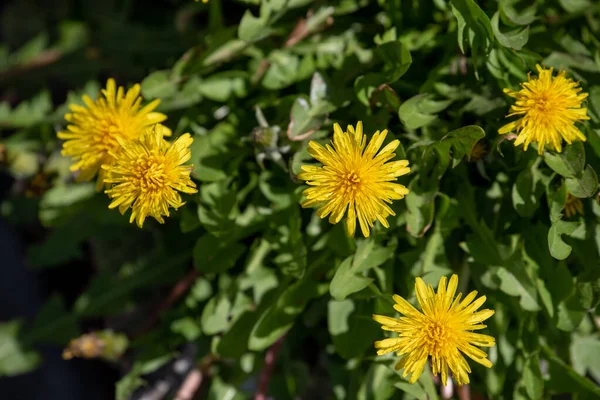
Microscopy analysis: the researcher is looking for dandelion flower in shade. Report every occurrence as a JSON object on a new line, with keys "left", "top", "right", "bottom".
{"left": 103, "top": 125, "right": 197, "bottom": 228}
{"left": 564, "top": 193, "right": 584, "bottom": 218}
{"left": 298, "top": 122, "right": 410, "bottom": 238}
{"left": 373, "top": 274, "right": 495, "bottom": 386}
{"left": 57, "top": 79, "right": 168, "bottom": 189}
{"left": 499, "top": 64, "right": 589, "bottom": 154}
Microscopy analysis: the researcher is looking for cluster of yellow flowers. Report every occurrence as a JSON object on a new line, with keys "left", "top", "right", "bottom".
{"left": 294, "top": 65, "right": 587, "bottom": 385}
{"left": 57, "top": 64, "right": 587, "bottom": 386}
{"left": 58, "top": 79, "right": 197, "bottom": 228}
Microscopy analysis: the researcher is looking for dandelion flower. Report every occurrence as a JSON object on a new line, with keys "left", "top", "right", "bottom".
{"left": 57, "top": 79, "right": 168, "bottom": 189}
{"left": 103, "top": 125, "right": 197, "bottom": 228}
{"left": 499, "top": 64, "right": 589, "bottom": 154}
{"left": 373, "top": 274, "right": 495, "bottom": 386}
{"left": 564, "top": 193, "right": 584, "bottom": 218}
{"left": 298, "top": 122, "right": 410, "bottom": 238}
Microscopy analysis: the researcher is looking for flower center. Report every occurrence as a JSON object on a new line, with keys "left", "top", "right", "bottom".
{"left": 531, "top": 92, "right": 561, "bottom": 116}
{"left": 424, "top": 321, "right": 451, "bottom": 356}
{"left": 341, "top": 170, "right": 362, "bottom": 194}
{"left": 134, "top": 156, "right": 167, "bottom": 193}
{"left": 96, "top": 117, "right": 136, "bottom": 152}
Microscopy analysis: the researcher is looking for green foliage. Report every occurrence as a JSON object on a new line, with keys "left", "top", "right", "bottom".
{"left": 2, "top": 0, "right": 600, "bottom": 399}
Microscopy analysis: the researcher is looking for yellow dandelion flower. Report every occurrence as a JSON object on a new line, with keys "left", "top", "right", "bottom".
{"left": 57, "top": 79, "right": 168, "bottom": 189}
{"left": 373, "top": 274, "right": 495, "bottom": 386}
{"left": 103, "top": 125, "right": 198, "bottom": 228}
{"left": 298, "top": 122, "right": 410, "bottom": 238}
{"left": 499, "top": 64, "right": 589, "bottom": 155}
{"left": 564, "top": 193, "right": 584, "bottom": 218}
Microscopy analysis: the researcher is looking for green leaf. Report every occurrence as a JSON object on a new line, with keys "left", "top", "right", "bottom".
{"left": 355, "top": 41, "right": 411, "bottom": 106}
{"left": 499, "top": 0, "right": 537, "bottom": 26}
{"left": 200, "top": 295, "right": 232, "bottom": 335}
{"left": 496, "top": 266, "right": 541, "bottom": 311}
{"left": 270, "top": 206, "right": 307, "bottom": 278}
{"left": 262, "top": 51, "right": 301, "bottom": 90}
{"left": 556, "top": 296, "right": 586, "bottom": 331}
{"left": 352, "top": 239, "right": 395, "bottom": 273}
{"left": 543, "top": 346, "right": 600, "bottom": 398}
{"left": 543, "top": 142, "right": 586, "bottom": 178}
{"left": 115, "top": 355, "right": 173, "bottom": 400}
{"left": 376, "top": 40, "right": 412, "bottom": 82}
{"left": 0, "top": 320, "right": 41, "bottom": 377}
{"left": 571, "top": 334, "right": 600, "bottom": 381}
{"left": 425, "top": 125, "right": 486, "bottom": 173}
{"left": 171, "top": 317, "right": 202, "bottom": 341}
{"left": 450, "top": 0, "right": 494, "bottom": 76}
{"left": 329, "top": 257, "right": 373, "bottom": 301}
{"left": 558, "top": 0, "right": 592, "bottom": 13}
{"left": 238, "top": 10, "right": 268, "bottom": 42}
{"left": 197, "top": 71, "right": 249, "bottom": 102}
{"left": 193, "top": 234, "right": 246, "bottom": 274}
{"left": 288, "top": 97, "right": 325, "bottom": 139}
{"left": 38, "top": 183, "right": 96, "bottom": 226}
{"left": 249, "top": 274, "right": 326, "bottom": 351}
{"left": 565, "top": 165, "right": 598, "bottom": 198}
{"left": 547, "top": 183, "right": 568, "bottom": 223}
{"left": 405, "top": 180, "right": 436, "bottom": 238}
{"left": 140, "top": 70, "right": 179, "bottom": 99}
{"left": 189, "top": 122, "right": 242, "bottom": 182}
{"left": 328, "top": 298, "right": 380, "bottom": 359}
{"left": 197, "top": 179, "right": 239, "bottom": 237}
{"left": 0, "top": 91, "right": 52, "bottom": 128}
{"left": 512, "top": 165, "right": 544, "bottom": 217}
{"left": 208, "top": 377, "right": 246, "bottom": 400}
{"left": 523, "top": 355, "right": 544, "bottom": 400}
{"left": 548, "top": 220, "right": 582, "bottom": 260}
{"left": 398, "top": 94, "right": 452, "bottom": 130}
{"left": 491, "top": 12, "right": 529, "bottom": 50}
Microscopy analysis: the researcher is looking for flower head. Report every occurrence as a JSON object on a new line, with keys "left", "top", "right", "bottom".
{"left": 58, "top": 79, "right": 168, "bottom": 189}
{"left": 373, "top": 275, "right": 495, "bottom": 386}
{"left": 564, "top": 193, "right": 584, "bottom": 218}
{"left": 298, "top": 122, "right": 410, "bottom": 237}
{"left": 499, "top": 64, "right": 589, "bottom": 154}
{"left": 103, "top": 125, "right": 197, "bottom": 228}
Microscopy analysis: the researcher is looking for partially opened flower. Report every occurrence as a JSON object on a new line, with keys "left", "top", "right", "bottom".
{"left": 564, "top": 193, "right": 584, "bottom": 218}
{"left": 103, "top": 125, "right": 197, "bottom": 228}
{"left": 373, "top": 275, "right": 495, "bottom": 386}
{"left": 499, "top": 64, "right": 589, "bottom": 154}
{"left": 58, "top": 79, "right": 168, "bottom": 189}
{"left": 298, "top": 122, "right": 410, "bottom": 238}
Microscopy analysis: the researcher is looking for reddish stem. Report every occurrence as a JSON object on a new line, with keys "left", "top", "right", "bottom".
{"left": 254, "top": 336, "right": 285, "bottom": 400}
